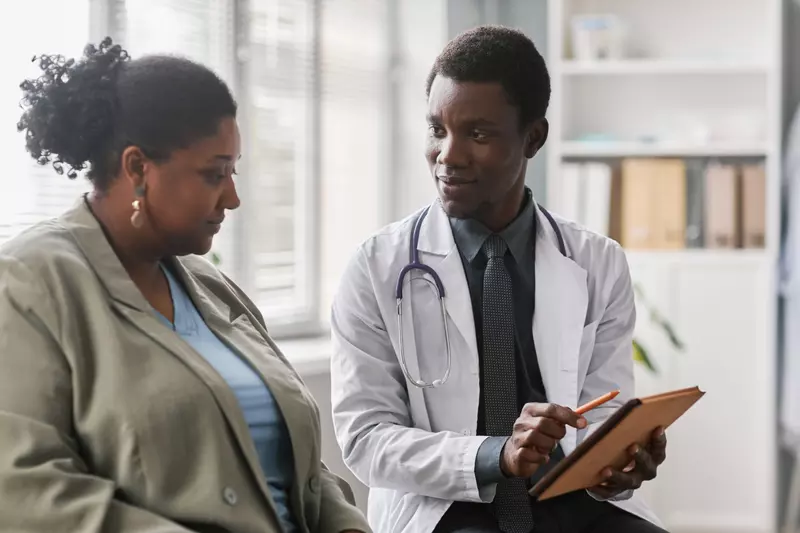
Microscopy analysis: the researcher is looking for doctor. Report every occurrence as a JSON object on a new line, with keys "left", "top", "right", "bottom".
{"left": 330, "top": 25, "right": 668, "bottom": 533}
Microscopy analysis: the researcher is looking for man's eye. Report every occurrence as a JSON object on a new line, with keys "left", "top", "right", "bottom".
{"left": 428, "top": 125, "right": 446, "bottom": 137}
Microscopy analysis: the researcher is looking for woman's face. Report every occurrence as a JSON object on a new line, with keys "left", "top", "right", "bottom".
{"left": 135, "top": 116, "right": 241, "bottom": 256}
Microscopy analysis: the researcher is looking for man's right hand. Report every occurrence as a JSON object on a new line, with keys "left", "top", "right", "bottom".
{"left": 500, "top": 403, "right": 588, "bottom": 478}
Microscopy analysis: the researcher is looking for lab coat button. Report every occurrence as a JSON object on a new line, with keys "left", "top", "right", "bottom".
{"left": 223, "top": 486, "right": 238, "bottom": 506}
{"left": 308, "top": 475, "right": 321, "bottom": 493}
{"left": 461, "top": 429, "right": 473, "bottom": 436}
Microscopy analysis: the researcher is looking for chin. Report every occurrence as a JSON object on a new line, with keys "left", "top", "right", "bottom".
{"left": 168, "top": 235, "right": 214, "bottom": 257}
{"left": 439, "top": 197, "right": 476, "bottom": 220}
{"left": 194, "top": 237, "right": 214, "bottom": 256}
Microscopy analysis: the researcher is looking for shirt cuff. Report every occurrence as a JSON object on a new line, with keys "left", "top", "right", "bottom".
{"left": 474, "top": 436, "right": 509, "bottom": 502}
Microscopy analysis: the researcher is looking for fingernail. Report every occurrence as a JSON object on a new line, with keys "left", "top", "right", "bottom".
{"left": 630, "top": 444, "right": 640, "bottom": 454}
{"left": 578, "top": 418, "right": 587, "bottom": 429}
{"left": 603, "top": 468, "right": 612, "bottom": 478}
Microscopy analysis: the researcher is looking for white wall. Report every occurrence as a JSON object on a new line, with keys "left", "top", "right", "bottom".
{"left": 393, "top": 0, "right": 448, "bottom": 217}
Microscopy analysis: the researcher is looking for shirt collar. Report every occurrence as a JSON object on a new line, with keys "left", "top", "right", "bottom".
{"left": 449, "top": 187, "right": 536, "bottom": 264}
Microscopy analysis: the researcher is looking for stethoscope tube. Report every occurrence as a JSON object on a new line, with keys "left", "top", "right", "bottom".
{"left": 396, "top": 203, "right": 565, "bottom": 389}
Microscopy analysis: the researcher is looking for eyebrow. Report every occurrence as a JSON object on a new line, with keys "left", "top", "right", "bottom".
{"left": 208, "top": 154, "right": 242, "bottom": 163}
{"left": 426, "top": 114, "right": 499, "bottom": 127}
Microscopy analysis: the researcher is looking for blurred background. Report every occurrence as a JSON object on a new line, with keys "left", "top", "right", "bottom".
{"left": 2, "top": 0, "right": 800, "bottom": 532}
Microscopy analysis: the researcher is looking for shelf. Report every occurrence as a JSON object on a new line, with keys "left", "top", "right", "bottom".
{"left": 560, "top": 141, "right": 769, "bottom": 158}
{"left": 624, "top": 249, "right": 772, "bottom": 265}
{"left": 559, "top": 60, "right": 770, "bottom": 76}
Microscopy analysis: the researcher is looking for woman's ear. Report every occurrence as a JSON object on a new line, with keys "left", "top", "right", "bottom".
{"left": 119, "top": 145, "right": 149, "bottom": 192}
{"left": 524, "top": 117, "right": 549, "bottom": 159}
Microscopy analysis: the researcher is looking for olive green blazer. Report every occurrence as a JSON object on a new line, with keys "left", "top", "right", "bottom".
{"left": 0, "top": 199, "right": 369, "bottom": 533}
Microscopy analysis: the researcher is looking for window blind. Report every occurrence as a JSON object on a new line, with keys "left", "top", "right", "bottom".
{"left": 241, "top": 0, "right": 317, "bottom": 327}
{"left": 1, "top": 0, "right": 390, "bottom": 336}
{"left": 0, "top": 0, "right": 92, "bottom": 245}
{"left": 317, "top": 0, "right": 386, "bottom": 319}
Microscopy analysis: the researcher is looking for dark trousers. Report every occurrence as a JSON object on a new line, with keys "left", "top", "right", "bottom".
{"left": 433, "top": 490, "right": 668, "bottom": 533}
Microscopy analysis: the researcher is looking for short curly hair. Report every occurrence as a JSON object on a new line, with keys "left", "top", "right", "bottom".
{"left": 425, "top": 25, "right": 550, "bottom": 126}
{"left": 17, "top": 37, "right": 237, "bottom": 189}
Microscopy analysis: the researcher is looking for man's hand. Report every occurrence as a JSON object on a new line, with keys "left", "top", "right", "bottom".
{"left": 588, "top": 427, "right": 668, "bottom": 499}
{"left": 500, "top": 403, "right": 588, "bottom": 478}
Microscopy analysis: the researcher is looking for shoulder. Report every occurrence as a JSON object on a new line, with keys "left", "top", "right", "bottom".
{"left": 0, "top": 220, "right": 83, "bottom": 328}
{"left": 0, "top": 218, "right": 85, "bottom": 269}
{"left": 360, "top": 208, "right": 423, "bottom": 255}
{"left": 0, "top": 220, "right": 86, "bottom": 289}
{"left": 344, "top": 207, "right": 424, "bottom": 273}
{"left": 551, "top": 214, "right": 630, "bottom": 291}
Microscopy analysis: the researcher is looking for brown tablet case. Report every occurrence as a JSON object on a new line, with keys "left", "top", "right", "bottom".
{"left": 529, "top": 386, "right": 705, "bottom": 501}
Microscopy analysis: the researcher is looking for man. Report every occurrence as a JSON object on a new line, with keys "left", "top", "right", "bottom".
{"left": 330, "top": 25, "right": 668, "bottom": 533}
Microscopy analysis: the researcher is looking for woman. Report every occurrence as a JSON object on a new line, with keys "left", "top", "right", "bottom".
{"left": 0, "top": 38, "right": 368, "bottom": 533}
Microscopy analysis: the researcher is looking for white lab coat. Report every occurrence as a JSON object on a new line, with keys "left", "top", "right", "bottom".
{"left": 330, "top": 199, "right": 662, "bottom": 533}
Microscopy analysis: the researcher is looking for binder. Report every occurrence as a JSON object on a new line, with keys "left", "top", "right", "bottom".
{"left": 620, "top": 159, "right": 656, "bottom": 248}
{"left": 684, "top": 159, "right": 706, "bottom": 248}
{"left": 740, "top": 163, "right": 766, "bottom": 248}
{"left": 619, "top": 158, "right": 686, "bottom": 249}
{"left": 703, "top": 163, "right": 739, "bottom": 248}
{"left": 557, "top": 163, "right": 583, "bottom": 223}
{"left": 582, "top": 162, "right": 612, "bottom": 236}
{"left": 651, "top": 159, "right": 687, "bottom": 249}
{"left": 529, "top": 386, "right": 705, "bottom": 501}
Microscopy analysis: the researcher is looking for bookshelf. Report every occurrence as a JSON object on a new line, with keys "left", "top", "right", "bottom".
{"left": 545, "top": 1, "right": 781, "bottom": 532}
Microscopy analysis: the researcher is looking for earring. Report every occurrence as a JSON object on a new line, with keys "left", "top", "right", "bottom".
{"left": 131, "top": 185, "right": 145, "bottom": 229}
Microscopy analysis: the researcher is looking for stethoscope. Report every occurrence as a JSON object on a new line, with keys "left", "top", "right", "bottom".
{"left": 396, "top": 203, "right": 567, "bottom": 388}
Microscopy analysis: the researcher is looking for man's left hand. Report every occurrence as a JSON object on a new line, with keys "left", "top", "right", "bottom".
{"left": 588, "top": 427, "right": 667, "bottom": 499}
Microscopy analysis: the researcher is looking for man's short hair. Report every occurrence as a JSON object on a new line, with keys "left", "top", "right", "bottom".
{"left": 425, "top": 25, "right": 551, "bottom": 126}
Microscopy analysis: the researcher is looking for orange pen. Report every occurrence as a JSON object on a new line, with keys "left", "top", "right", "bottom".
{"left": 575, "top": 389, "right": 620, "bottom": 415}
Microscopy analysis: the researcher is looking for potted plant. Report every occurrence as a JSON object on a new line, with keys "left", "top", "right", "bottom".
{"left": 632, "top": 283, "right": 685, "bottom": 374}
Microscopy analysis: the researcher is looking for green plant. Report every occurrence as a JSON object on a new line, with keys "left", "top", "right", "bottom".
{"left": 632, "top": 283, "right": 685, "bottom": 374}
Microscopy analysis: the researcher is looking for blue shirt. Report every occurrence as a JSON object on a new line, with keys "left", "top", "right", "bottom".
{"left": 153, "top": 266, "right": 298, "bottom": 532}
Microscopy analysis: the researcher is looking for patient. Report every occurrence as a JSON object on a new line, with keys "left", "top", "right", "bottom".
{"left": 0, "top": 37, "right": 368, "bottom": 533}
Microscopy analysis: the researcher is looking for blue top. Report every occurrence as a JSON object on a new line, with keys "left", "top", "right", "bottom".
{"left": 153, "top": 266, "right": 298, "bottom": 532}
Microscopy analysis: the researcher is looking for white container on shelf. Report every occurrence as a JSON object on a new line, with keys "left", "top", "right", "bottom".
{"left": 570, "top": 14, "right": 625, "bottom": 61}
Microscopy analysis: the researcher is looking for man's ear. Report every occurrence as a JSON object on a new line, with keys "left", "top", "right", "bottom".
{"left": 119, "top": 145, "right": 149, "bottom": 192}
{"left": 524, "top": 117, "right": 549, "bottom": 159}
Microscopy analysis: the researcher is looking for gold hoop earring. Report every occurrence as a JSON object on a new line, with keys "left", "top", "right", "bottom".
{"left": 131, "top": 186, "right": 145, "bottom": 229}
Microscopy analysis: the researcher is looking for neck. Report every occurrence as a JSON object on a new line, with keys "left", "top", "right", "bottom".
{"left": 86, "top": 190, "right": 164, "bottom": 289}
{"left": 476, "top": 183, "right": 527, "bottom": 233}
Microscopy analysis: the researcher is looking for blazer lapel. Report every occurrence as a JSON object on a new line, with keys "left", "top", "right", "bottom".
{"left": 532, "top": 206, "right": 588, "bottom": 448}
{"left": 61, "top": 200, "right": 281, "bottom": 508}
{"left": 171, "top": 261, "right": 317, "bottom": 517}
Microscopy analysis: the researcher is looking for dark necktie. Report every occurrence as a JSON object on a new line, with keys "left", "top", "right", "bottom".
{"left": 481, "top": 235, "right": 534, "bottom": 533}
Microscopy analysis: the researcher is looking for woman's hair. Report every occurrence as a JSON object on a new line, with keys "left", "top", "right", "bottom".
{"left": 17, "top": 37, "right": 237, "bottom": 188}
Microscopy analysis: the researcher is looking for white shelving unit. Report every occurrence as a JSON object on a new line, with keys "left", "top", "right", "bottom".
{"left": 545, "top": 2, "right": 782, "bottom": 532}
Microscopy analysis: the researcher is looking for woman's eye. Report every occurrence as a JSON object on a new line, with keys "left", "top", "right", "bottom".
{"left": 201, "top": 169, "right": 227, "bottom": 183}
{"left": 471, "top": 130, "right": 488, "bottom": 141}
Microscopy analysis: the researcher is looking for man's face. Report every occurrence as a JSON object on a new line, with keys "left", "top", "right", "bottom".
{"left": 425, "top": 75, "right": 547, "bottom": 225}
